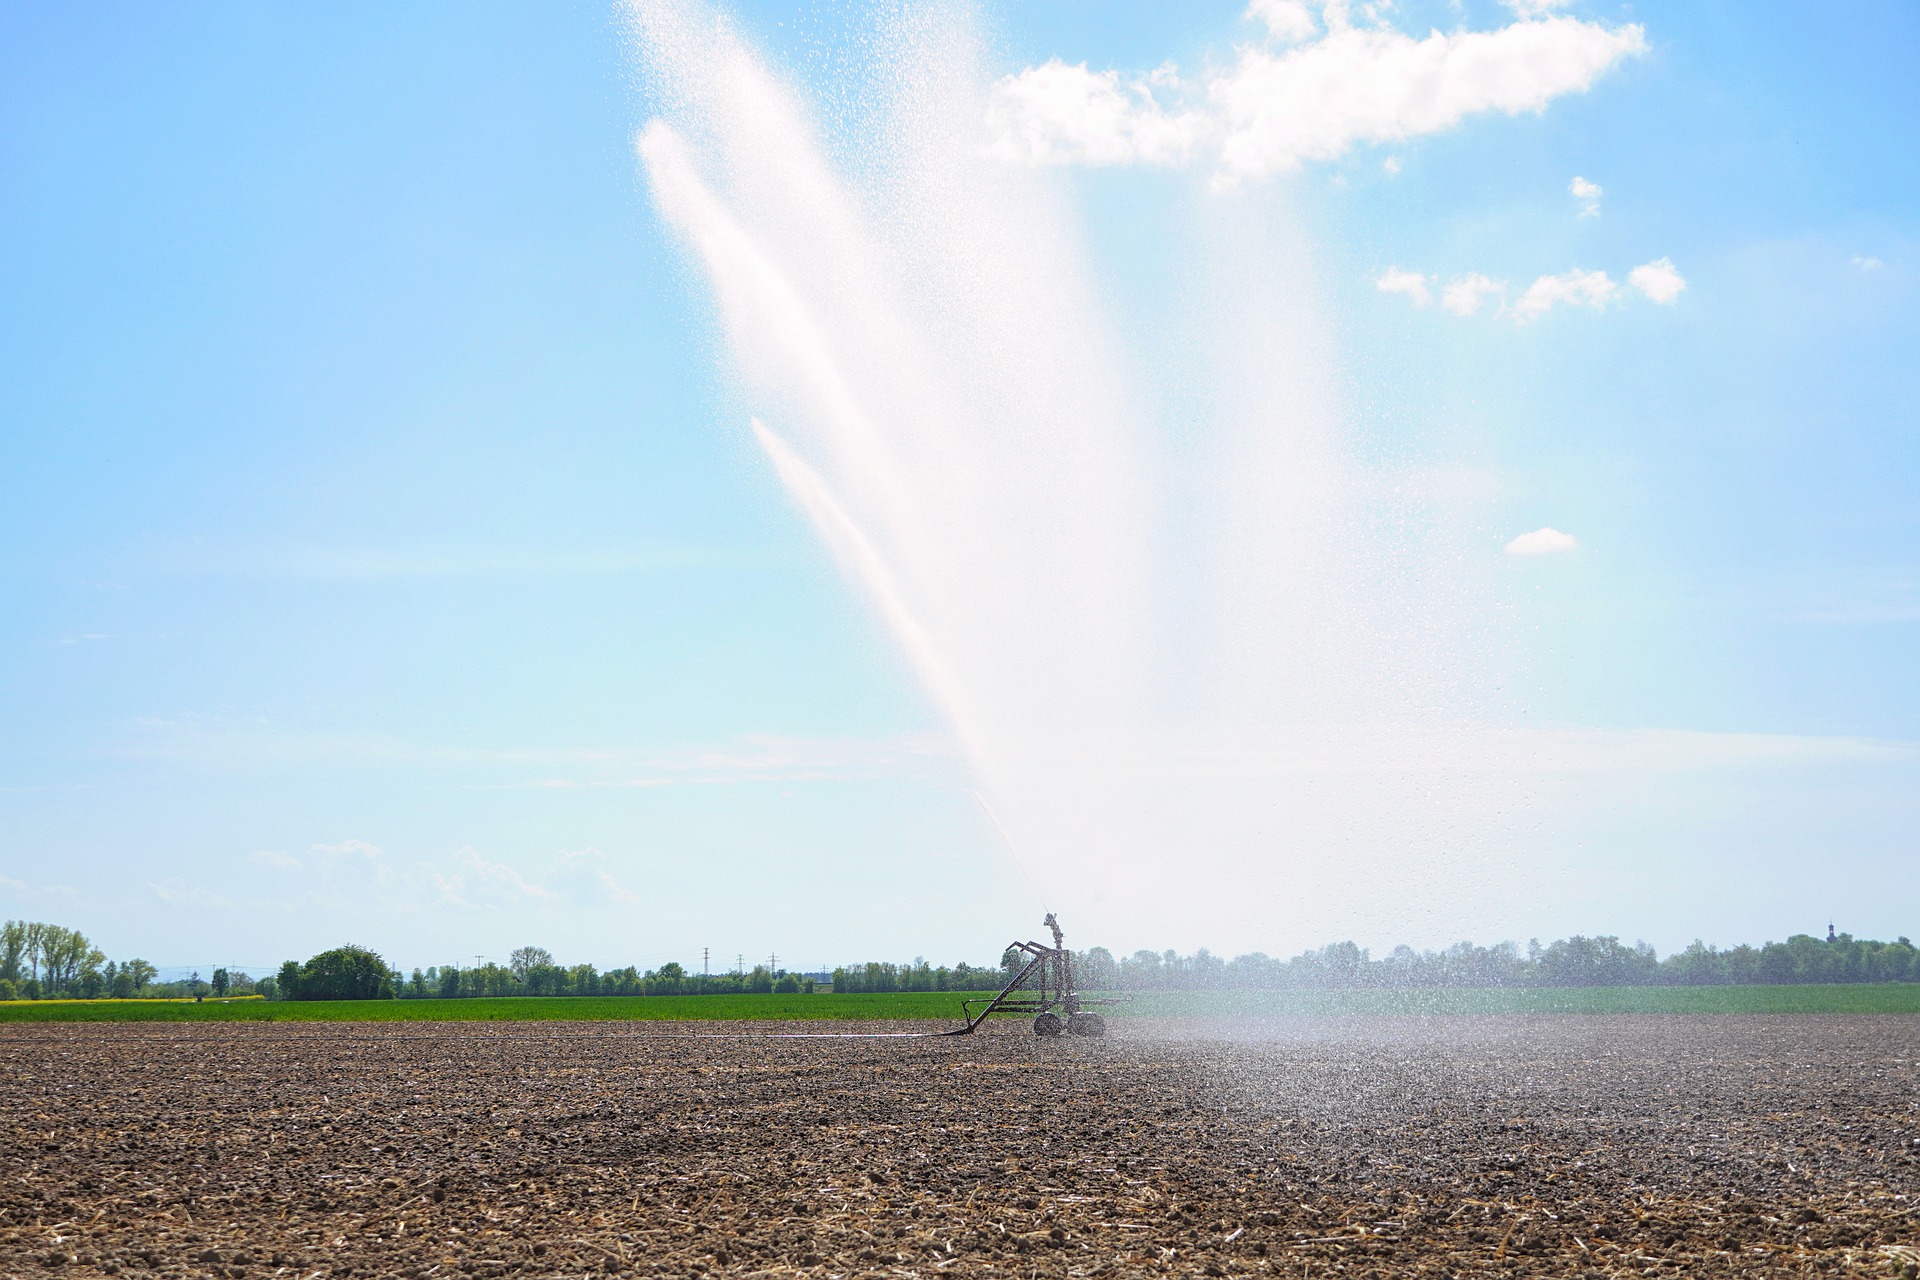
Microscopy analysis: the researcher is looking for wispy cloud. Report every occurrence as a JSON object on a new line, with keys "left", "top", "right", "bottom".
{"left": 116, "top": 721, "right": 957, "bottom": 791}
{"left": 231, "top": 839, "right": 644, "bottom": 916}
{"left": 149, "top": 879, "right": 233, "bottom": 909}
{"left": 151, "top": 544, "right": 791, "bottom": 582}
{"left": 0, "top": 876, "right": 79, "bottom": 902}
{"left": 987, "top": 3, "right": 1647, "bottom": 182}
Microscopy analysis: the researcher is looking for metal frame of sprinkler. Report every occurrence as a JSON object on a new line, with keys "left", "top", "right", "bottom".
{"left": 952, "top": 913, "right": 1124, "bottom": 1037}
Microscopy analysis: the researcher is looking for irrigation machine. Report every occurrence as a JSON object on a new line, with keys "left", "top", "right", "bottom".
{"left": 953, "top": 913, "right": 1122, "bottom": 1037}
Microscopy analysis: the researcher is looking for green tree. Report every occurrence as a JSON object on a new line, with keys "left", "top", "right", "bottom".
{"left": 649, "top": 961, "right": 687, "bottom": 995}
{"left": 290, "top": 946, "right": 395, "bottom": 1000}
{"left": 0, "top": 921, "right": 26, "bottom": 986}
{"left": 211, "top": 968, "right": 230, "bottom": 997}
{"left": 120, "top": 959, "right": 157, "bottom": 994}
{"left": 509, "top": 946, "right": 554, "bottom": 981}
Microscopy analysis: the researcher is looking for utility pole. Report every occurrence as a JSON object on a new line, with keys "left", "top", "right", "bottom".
{"left": 769, "top": 952, "right": 778, "bottom": 975}
{"left": 703, "top": 947, "right": 709, "bottom": 977}
{"left": 736, "top": 953, "right": 744, "bottom": 977}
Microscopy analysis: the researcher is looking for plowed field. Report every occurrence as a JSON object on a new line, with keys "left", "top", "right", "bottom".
{"left": 4, "top": 1016, "right": 1917, "bottom": 1278}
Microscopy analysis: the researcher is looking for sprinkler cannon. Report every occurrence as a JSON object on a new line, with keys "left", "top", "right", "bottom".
{"left": 953, "top": 913, "right": 1123, "bottom": 1037}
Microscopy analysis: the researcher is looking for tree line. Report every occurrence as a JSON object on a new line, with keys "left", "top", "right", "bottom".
{"left": 1075, "top": 931, "right": 1920, "bottom": 990}
{"left": 8, "top": 918, "right": 1917, "bottom": 1002}
{"left": 1, "top": 920, "right": 164, "bottom": 1000}
{"left": 270, "top": 944, "right": 830, "bottom": 1001}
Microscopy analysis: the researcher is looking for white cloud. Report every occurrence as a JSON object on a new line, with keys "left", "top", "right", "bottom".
{"left": 1510, "top": 267, "right": 1618, "bottom": 322}
{"left": 249, "top": 849, "right": 303, "bottom": 870}
{"left": 1505, "top": 526, "right": 1579, "bottom": 555}
{"left": 1382, "top": 154, "right": 1401, "bottom": 174}
{"left": 986, "top": 11, "right": 1647, "bottom": 181}
{"left": 1381, "top": 259, "right": 1681, "bottom": 321}
{"left": 1570, "top": 174, "right": 1602, "bottom": 216}
{"left": 1628, "top": 256, "right": 1686, "bottom": 304}
{"left": 1441, "top": 273, "right": 1505, "bottom": 316}
{"left": 1853, "top": 255, "right": 1884, "bottom": 272}
{"left": 1375, "top": 266, "right": 1432, "bottom": 306}
{"left": 1212, "top": 18, "right": 1647, "bottom": 179}
{"left": 1247, "top": 0, "right": 1318, "bottom": 43}
{"left": 982, "top": 59, "right": 1203, "bottom": 168}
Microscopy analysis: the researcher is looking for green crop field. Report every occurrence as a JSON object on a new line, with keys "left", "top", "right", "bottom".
{"left": 0, "top": 991, "right": 1000, "bottom": 1023}
{"left": 2, "top": 984, "right": 1915, "bottom": 1023}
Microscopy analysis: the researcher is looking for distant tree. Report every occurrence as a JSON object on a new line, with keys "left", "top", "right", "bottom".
{"left": 290, "top": 946, "right": 395, "bottom": 1000}
{"left": 255, "top": 974, "right": 278, "bottom": 1000}
{"left": 211, "top": 968, "right": 230, "bottom": 997}
{"left": 22, "top": 921, "right": 49, "bottom": 987}
{"left": 275, "top": 960, "right": 303, "bottom": 1000}
{"left": 1077, "top": 947, "right": 1118, "bottom": 991}
{"left": 30, "top": 926, "right": 104, "bottom": 997}
{"left": 524, "top": 963, "right": 566, "bottom": 996}
{"left": 0, "top": 921, "right": 26, "bottom": 986}
{"left": 0, "top": 978, "right": 16, "bottom": 1000}
{"left": 438, "top": 966, "right": 462, "bottom": 999}
{"left": 408, "top": 968, "right": 429, "bottom": 999}
{"left": 121, "top": 959, "right": 157, "bottom": 994}
{"left": 1000, "top": 946, "right": 1025, "bottom": 980}
{"left": 568, "top": 963, "right": 599, "bottom": 996}
{"left": 649, "top": 961, "right": 687, "bottom": 995}
{"left": 509, "top": 947, "right": 554, "bottom": 981}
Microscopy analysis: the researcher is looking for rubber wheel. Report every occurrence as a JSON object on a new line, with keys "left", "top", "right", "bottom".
{"left": 1033, "top": 1012, "right": 1064, "bottom": 1037}
{"left": 1067, "top": 1012, "right": 1106, "bottom": 1037}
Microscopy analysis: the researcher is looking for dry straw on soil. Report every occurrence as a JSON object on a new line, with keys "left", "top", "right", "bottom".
{"left": 3, "top": 1015, "right": 1917, "bottom": 1277}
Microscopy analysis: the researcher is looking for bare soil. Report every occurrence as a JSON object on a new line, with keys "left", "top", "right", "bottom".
{"left": 3, "top": 1016, "right": 1917, "bottom": 1278}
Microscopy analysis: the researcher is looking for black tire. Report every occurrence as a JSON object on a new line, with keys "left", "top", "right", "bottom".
{"left": 1067, "top": 1012, "right": 1106, "bottom": 1037}
{"left": 1033, "top": 1012, "right": 1064, "bottom": 1037}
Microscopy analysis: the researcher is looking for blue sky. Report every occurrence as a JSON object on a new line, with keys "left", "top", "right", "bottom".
{"left": 2, "top": 1, "right": 1915, "bottom": 976}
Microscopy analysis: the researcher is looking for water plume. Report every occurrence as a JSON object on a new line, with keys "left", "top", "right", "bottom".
{"left": 626, "top": 0, "right": 1525, "bottom": 950}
